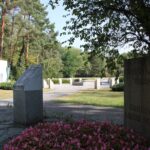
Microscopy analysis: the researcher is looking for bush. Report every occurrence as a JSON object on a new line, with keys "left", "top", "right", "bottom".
{"left": 52, "top": 79, "right": 59, "bottom": 84}
{"left": 73, "top": 79, "right": 80, "bottom": 82}
{"left": 62, "top": 79, "right": 70, "bottom": 84}
{"left": 4, "top": 120, "right": 150, "bottom": 150}
{"left": 111, "top": 82, "right": 124, "bottom": 91}
{"left": 119, "top": 76, "right": 124, "bottom": 83}
{"left": 0, "top": 82, "right": 14, "bottom": 90}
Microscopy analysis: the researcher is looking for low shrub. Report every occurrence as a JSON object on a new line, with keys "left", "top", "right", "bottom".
{"left": 119, "top": 76, "right": 124, "bottom": 83}
{"left": 52, "top": 79, "right": 59, "bottom": 84}
{"left": 111, "top": 82, "right": 124, "bottom": 91}
{"left": 62, "top": 79, "right": 70, "bottom": 84}
{"left": 73, "top": 79, "right": 80, "bottom": 82}
{"left": 0, "top": 82, "right": 14, "bottom": 90}
{"left": 4, "top": 120, "right": 150, "bottom": 150}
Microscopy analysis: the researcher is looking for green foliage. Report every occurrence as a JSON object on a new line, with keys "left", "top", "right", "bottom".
{"left": 119, "top": 76, "right": 124, "bottom": 83}
{"left": 89, "top": 54, "right": 106, "bottom": 77}
{"left": 50, "top": 0, "right": 150, "bottom": 53}
{"left": 1, "top": 0, "right": 63, "bottom": 80}
{"left": 76, "top": 52, "right": 92, "bottom": 77}
{"left": 61, "top": 47, "right": 84, "bottom": 77}
{"left": 0, "top": 82, "right": 14, "bottom": 90}
{"left": 62, "top": 79, "right": 70, "bottom": 84}
{"left": 52, "top": 79, "right": 59, "bottom": 84}
{"left": 111, "top": 83, "right": 124, "bottom": 92}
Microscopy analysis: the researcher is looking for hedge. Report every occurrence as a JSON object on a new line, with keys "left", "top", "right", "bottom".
{"left": 62, "top": 79, "right": 70, "bottom": 84}
{"left": 0, "top": 82, "right": 14, "bottom": 90}
{"left": 111, "top": 82, "right": 124, "bottom": 91}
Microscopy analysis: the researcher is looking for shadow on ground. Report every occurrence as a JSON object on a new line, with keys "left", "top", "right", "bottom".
{"left": 44, "top": 100, "right": 123, "bottom": 125}
{"left": 0, "top": 100, "right": 123, "bottom": 149}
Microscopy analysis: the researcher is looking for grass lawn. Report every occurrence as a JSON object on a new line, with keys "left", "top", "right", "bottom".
{"left": 0, "top": 90, "right": 13, "bottom": 99}
{"left": 0, "top": 88, "right": 51, "bottom": 100}
{"left": 57, "top": 90, "right": 124, "bottom": 108}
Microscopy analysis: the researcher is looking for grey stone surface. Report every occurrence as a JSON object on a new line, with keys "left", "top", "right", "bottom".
{"left": 13, "top": 65, "right": 43, "bottom": 125}
{"left": 124, "top": 56, "right": 150, "bottom": 139}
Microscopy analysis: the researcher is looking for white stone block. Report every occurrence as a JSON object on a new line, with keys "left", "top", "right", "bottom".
{"left": 13, "top": 65, "right": 43, "bottom": 125}
{"left": 0, "top": 60, "right": 9, "bottom": 83}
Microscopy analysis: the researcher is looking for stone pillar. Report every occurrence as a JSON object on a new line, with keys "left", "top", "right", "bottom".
{"left": 110, "top": 77, "right": 116, "bottom": 87}
{"left": 95, "top": 78, "right": 100, "bottom": 89}
{"left": 59, "top": 78, "right": 62, "bottom": 85}
{"left": 47, "top": 78, "right": 54, "bottom": 89}
{"left": 116, "top": 78, "right": 119, "bottom": 84}
{"left": 69, "top": 78, "right": 73, "bottom": 85}
{"left": 79, "top": 78, "right": 82, "bottom": 82}
{"left": 13, "top": 65, "right": 43, "bottom": 125}
{"left": 43, "top": 79, "right": 49, "bottom": 88}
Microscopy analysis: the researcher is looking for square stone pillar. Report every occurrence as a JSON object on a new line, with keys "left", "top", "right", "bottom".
{"left": 110, "top": 77, "right": 116, "bottom": 87}
{"left": 69, "top": 78, "right": 73, "bottom": 85}
{"left": 59, "top": 78, "right": 62, "bottom": 85}
{"left": 13, "top": 65, "right": 43, "bottom": 125}
{"left": 95, "top": 78, "right": 101, "bottom": 89}
{"left": 48, "top": 78, "right": 54, "bottom": 89}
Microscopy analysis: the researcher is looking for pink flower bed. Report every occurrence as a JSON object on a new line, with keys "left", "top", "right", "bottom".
{"left": 4, "top": 120, "right": 150, "bottom": 150}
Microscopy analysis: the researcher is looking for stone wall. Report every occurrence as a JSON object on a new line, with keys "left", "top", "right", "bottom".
{"left": 124, "top": 56, "right": 150, "bottom": 139}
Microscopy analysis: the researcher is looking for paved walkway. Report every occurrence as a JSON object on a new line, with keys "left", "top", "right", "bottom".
{"left": 0, "top": 84, "right": 123, "bottom": 149}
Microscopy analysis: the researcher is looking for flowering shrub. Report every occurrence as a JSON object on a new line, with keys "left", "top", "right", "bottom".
{"left": 4, "top": 120, "right": 150, "bottom": 150}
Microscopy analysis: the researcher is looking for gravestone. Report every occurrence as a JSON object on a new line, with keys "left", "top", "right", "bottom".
{"left": 13, "top": 65, "right": 43, "bottom": 125}
{"left": 124, "top": 56, "right": 150, "bottom": 139}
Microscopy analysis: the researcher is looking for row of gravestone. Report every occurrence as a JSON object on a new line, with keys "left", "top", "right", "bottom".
{"left": 13, "top": 56, "right": 150, "bottom": 139}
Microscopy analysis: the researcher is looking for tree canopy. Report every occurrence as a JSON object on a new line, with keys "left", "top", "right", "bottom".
{"left": 49, "top": 0, "right": 150, "bottom": 55}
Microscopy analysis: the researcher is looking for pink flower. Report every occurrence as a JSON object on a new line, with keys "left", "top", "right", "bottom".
{"left": 3, "top": 120, "right": 150, "bottom": 150}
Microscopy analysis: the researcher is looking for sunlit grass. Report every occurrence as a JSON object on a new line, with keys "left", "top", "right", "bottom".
{"left": 0, "top": 90, "right": 13, "bottom": 99}
{"left": 57, "top": 90, "right": 124, "bottom": 108}
{"left": 0, "top": 88, "right": 52, "bottom": 100}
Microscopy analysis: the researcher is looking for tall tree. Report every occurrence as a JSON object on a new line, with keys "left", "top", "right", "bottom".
{"left": 2, "top": 0, "right": 63, "bottom": 79}
{"left": 0, "top": 0, "right": 14, "bottom": 58}
{"left": 49, "top": 0, "right": 150, "bottom": 55}
{"left": 61, "top": 47, "right": 84, "bottom": 77}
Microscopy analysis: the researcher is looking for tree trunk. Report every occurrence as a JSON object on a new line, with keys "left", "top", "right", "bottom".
{"left": 0, "top": 9, "right": 6, "bottom": 58}
{"left": 25, "top": 34, "right": 29, "bottom": 67}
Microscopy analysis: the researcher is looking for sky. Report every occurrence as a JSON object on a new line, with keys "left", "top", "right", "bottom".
{"left": 41, "top": 0, "right": 84, "bottom": 49}
{"left": 41, "top": 0, "right": 132, "bottom": 53}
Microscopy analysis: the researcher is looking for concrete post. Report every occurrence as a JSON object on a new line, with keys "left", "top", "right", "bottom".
{"left": 79, "top": 78, "right": 82, "bottom": 82}
{"left": 47, "top": 78, "right": 54, "bottom": 89}
{"left": 110, "top": 77, "right": 116, "bottom": 87}
{"left": 95, "top": 78, "right": 100, "bottom": 89}
{"left": 69, "top": 78, "right": 73, "bottom": 85}
{"left": 59, "top": 78, "right": 62, "bottom": 85}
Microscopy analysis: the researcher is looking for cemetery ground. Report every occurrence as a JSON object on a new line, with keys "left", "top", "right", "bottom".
{"left": 57, "top": 89, "right": 123, "bottom": 108}
{"left": 0, "top": 85, "right": 124, "bottom": 149}
{"left": 0, "top": 89, "right": 123, "bottom": 107}
{"left": 0, "top": 90, "right": 13, "bottom": 99}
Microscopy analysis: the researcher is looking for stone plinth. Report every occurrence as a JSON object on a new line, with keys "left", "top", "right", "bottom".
{"left": 124, "top": 56, "right": 150, "bottom": 139}
{"left": 13, "top": 65, "right": 43, "bottom": 125}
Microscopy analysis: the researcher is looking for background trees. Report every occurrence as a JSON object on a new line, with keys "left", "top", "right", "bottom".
{"left": 1, "top": 0, "right": 139, "bottom": 79}
{"left": 0, "top": 0, "right": 64, "bottom": 79}
{"left": 49, "top": 0, "right": 150, "bottom": 54}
